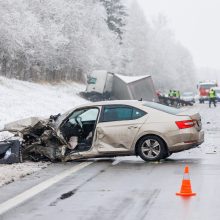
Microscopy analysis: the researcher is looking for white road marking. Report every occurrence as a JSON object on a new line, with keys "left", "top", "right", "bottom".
{"left": 0, "top": 161, "right": 93, "bottom": 215}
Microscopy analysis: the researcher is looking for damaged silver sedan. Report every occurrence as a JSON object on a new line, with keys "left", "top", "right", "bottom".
{"left": 0, "top": 100, "right": 204, "bottom": 163}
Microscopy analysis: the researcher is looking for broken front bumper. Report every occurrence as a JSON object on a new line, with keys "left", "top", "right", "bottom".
{"left": 0, "top": 140, "right": 22, "bottom": 164}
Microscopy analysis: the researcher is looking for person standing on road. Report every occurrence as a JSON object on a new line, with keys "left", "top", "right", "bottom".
{"left": 177, "top": 91, "right": 181, "bottom": 99}
{"left": 209, "top": 88, "right": 216, "bottom": 108}
{"left": 168, "top": 90, "right": 173, "bottom": 97}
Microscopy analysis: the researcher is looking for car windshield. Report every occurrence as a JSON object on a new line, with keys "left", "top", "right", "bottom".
{"left": 143, "top": 101, "right": 182, "bottom": 115}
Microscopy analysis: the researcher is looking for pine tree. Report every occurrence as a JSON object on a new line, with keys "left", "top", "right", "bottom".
{"left": 121, "top": 0, "right": 151, "bottom": 75}
{"left": 100, "top": 0, "right": 127, "bottom": 40}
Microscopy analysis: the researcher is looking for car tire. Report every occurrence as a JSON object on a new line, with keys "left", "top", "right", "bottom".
{"left": 137, "top": 135, "right": 167, "bottom": 162}
{"left": 161, "top": 152, "right": 172, "bottom": 160}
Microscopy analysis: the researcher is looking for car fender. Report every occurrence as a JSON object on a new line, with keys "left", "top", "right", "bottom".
{"left": 131, "top": 130, "right": 171, "bottom": 153}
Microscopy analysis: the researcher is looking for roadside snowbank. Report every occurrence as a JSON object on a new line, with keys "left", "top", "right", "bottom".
{"left": 0, "top": 162, "right": 50, "bottom": 187}
{"left": 0, "top": 76, "right": 87, "bottom": 130}
{"left": 0, "top": 76, "right": 88, "bottom": 187}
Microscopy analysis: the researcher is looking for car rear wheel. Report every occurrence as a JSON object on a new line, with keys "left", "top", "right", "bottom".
{"left": 161, "top": 151, "right": 172, "bottom": 159}
{"left": 137, "top": 135, "right": 167, "bottom": 162}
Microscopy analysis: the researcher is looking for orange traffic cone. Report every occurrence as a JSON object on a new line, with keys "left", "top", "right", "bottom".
{"left": 176, "top": 166, "right": 196, "bottom": 196}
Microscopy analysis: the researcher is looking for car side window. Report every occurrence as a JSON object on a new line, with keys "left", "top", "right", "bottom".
{"left": 103, "top": 107, "right": 132, "bottom": 122}
{"left": 102, "top": 106, "right": 146, "bottom": 122}
{"left": 132, "top": 108, "right": 146, "bottom": 119}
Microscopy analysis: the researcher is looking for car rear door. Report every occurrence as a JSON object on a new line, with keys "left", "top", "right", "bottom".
{"left": 93, "top": 105, "right": 146, "bottom": 153}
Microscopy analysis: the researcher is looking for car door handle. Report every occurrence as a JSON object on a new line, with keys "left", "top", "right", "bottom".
{"left": 128, "top": 126, "right": 138, "bottom": 129}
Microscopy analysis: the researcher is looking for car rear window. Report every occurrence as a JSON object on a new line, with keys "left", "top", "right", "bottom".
{"left": 143, "top": 101, "right": 182, "bottom": 115}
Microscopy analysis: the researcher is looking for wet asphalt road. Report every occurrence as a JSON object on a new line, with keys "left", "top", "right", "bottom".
{"left": 1, "top": 103, "right": 220, "bottom": 220}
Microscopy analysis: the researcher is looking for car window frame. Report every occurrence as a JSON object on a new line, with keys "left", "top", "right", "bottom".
{"left": 99, "top": 104, "right": 146, "bottom": 123}
{"left": 143, "top": 101, "right": 182, "bottom": 115}
{"left": 60, "top": 106, "right": 101, "bottom": 129}
{"left": 79, "top": 108, "right": 100, "bottom": 122}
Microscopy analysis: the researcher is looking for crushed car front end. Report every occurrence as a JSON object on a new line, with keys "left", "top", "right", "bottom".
{"left": 0, "top": 115, "right": 69, "bottom": 162}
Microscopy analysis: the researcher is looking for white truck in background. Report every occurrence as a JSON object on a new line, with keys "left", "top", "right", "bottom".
{"left": 81, "top": 70, "right": 159, "bottom": 102}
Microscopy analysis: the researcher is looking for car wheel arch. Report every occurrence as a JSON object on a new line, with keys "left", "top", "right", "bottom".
{"left": 134, "top": 134, "right": 169, "bottom": 156}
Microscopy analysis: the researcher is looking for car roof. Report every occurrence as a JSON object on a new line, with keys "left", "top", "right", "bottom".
{"left": 61, "top": 100, "right": 147, "bottom": 119}
{"left": 77, "top": 100, "right": 144, "bottom": 108}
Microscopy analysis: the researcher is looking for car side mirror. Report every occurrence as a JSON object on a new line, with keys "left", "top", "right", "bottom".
{"left": 49, "top": 113, "right": 61, "bottom": 122}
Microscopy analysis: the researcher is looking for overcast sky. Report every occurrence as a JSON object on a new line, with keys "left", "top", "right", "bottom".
{"left": 138, "top": 0, "right": 220, "bottom": 71}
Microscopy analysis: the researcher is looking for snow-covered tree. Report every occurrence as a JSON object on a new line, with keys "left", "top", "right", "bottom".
{"left": 120, "top": 6, "right": 196, "bottom": 90}
{"left": 147, "top": 14, "right": 196, "bottom": 90}
{"left": 100, "top": 0, "right": 127, "bottom": 40}
{"left": 0, "top": 0, "right": 119, "bottom": 82}
{"left": 120, "top": 1, "right": 151, "bottom": 75}
{"left": 0, "top": 0, "right": 196, "bottom": 91}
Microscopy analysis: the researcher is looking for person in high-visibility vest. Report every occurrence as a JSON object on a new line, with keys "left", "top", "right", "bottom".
{"left": 177, "top": 91, "right": 181, "bottom": 99}
{"left": 209, "top": 88, "right": 216, "bottom": 108}
{"left": 172, "top": 90, "right": 177, "bottom": 98}
{"left": 168, "top": 90, "right": 173, "bottom": 97}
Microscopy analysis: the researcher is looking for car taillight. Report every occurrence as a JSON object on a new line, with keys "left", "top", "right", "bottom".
{"left": 175, "top": 120, "right": 195, "bottom": 129}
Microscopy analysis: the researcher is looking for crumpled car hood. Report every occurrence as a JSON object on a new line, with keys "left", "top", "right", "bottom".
{"left": 0, "top": 109, "right": 96, "bottom": 163}
{"left": 0, "top": 115, "right": 68, "bottom": 162}
{"left": 2, "top": 117, "right": 47, "bottom": 132}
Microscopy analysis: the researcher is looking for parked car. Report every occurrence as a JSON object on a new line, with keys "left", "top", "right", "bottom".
{"left": 211, "top": 87, "right": 220, "bottom": 102}
{"left": 0, "top": 100, "right": 204, "bottom": 163}
{"left": 181, "top": 92, "right": 195, "bottom": 103}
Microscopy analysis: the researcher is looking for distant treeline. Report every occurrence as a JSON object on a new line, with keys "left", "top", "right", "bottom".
{"left": 0, "top": 0, "right": 195, "bottom": 90}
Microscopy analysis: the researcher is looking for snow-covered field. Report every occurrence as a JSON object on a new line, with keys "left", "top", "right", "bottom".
{"left": 0, "top": 76, "right": 87, "bottom": 130}
{"left": 0, "top": 76, "right": 88, "bottom": 187}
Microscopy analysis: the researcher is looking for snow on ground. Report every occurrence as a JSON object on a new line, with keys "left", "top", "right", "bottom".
{"left": 0, "top": 76, "right": 87, "bottom": 130}
{"left": 0, "top": 162, "right": 50, "bottom": 187}
{"left": 0, "top": 76, "right": 88, "bottom": 187}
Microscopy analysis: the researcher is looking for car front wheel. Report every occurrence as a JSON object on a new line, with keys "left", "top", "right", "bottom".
{"left": 137, "top": 135, "right": 166, "bottom": 162}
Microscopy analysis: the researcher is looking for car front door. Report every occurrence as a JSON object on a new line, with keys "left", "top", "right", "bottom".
{"left": 94, "top": 105, "right": 146, "bottom": 153}
{"left": 58, "top": 107, "right": 100, "bottom": 147}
